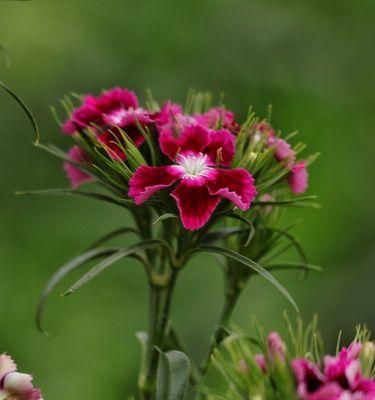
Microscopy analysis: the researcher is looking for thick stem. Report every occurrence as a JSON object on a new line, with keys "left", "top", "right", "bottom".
{"left": 140, "top": 268, "right": 179, "bottom": 400}
{"left": 200, "top": 290, "right": 241, "bottom": 375}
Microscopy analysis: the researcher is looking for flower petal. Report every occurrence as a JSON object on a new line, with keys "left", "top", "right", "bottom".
{"left": 96, "top": 87, "right": 139, "bottom": 112}
{"left": 205, "top": 129, "right": 235, "bottom": 166}
{"left": 195, "top": 107, "right": 238, "bottom": 132}
{"left": 159, "top": 124, "right": 210, "bottom": 160}
{"left": 3, "top": 372, "right": 42, "bottom": 400}
{"left": 129, "top": 165, "right": 183, "bottom": 205}
{"left": 171, "top": 179, "right": 220, "bottom": 230}
{"left": 206, "top": 168, "right": 256, "bottom": 210}
{"left": 0, "top": 354, "right": 17, "bottom": 381}
{"left": 63, "top": 146, "right": 93, "bottom": 189}
{"left": 288, "top": 161, "right": 308, "bottom": 194}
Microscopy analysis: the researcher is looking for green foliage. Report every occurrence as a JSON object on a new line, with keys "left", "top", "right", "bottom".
{"left": 156, "top": 350, "right": 191, "bottom": 400}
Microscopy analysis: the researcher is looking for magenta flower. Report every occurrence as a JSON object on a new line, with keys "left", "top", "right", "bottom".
{"left": 154, "top": 101, "right": 196, "bottom": 137}
{"left": 62, "top": 87, "right": 152, "bottom": 161}
{"left": 129, "top": 124, "right": 256, "bottom": 230}
{"left": 0, "top": 354, "right": 43, "bottom": 400}
{"left": 288, "top": 161, "right": 309, "bottom": 194}
{"left": 195, "top": 107, "right": 239, "bottom": 132}
{"left": 63, "top": 146, "right": 93, "bottom": 189}
{"left": 63, "top": 87, "right": 139, "bottom": 135}
{"left": 268, "top": 331, "right": 286, "bottom": 362}
{"left": 292, "top": 343, "right": 375, "bottom": 400}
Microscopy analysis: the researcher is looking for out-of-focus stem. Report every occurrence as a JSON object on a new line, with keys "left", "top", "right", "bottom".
{"left": 200, "top": 290, "right": 241, "bottom": 375}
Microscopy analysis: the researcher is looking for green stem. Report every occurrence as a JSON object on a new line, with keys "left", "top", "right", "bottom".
{"left": 140, "top": 268, "right": 179, "bottom": 399}
{"left": 200, "top": 290, "right": 241, "bottom": 375}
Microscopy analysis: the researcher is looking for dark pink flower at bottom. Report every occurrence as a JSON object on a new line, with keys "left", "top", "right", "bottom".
{"left": 288, "top": 161, "right": 309, "bottom": 194}
{"left": 0, "top": 354, "right": 43, "bottom": 400}
{"left": 63, "top": 146, "right": 93, "bottom": 189}
{"left": 129, "top": 125, "right": 256, "bottom": 230}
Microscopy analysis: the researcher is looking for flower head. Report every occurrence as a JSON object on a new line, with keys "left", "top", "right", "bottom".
{"left": 288, "top": 161, "right": 309, "bottom": 194}
{"left": 63, "top": 146, "right": 93, "bottom": 188}
{"left": 195, "top": 107, "right": 239, "bottom": 132}
{"left": 292, "top": 343, "right": 375, "bottom": 400}
{"left": 0, "top": 354, "right": 43, "bottom": 400}
{"left": 129, "top": 124, "right": 256, "bottom": 230}
{"left": 62, "top": 87, "right": 152, "bottom": 161}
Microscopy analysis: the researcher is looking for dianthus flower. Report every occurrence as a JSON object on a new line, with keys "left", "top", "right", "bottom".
{"left": 63, "top": 146, "right": 93, "bottom": 189}
{"left": 195, "top": 107, "right": 239, "bottom": 132}
{"left": 0, "top": 354, "right": 43, "bottom": 400}
{"left": 62, "top": 87, "right": 152, "bottom": 160}
{"left": 129, "top": 124, "right": 256, "bottom": 230}
{"left": 288, "top": 161, "right": 309, "bottom": 194}
{"left": 293, "top": 343, "right": 375, "bottom": 400}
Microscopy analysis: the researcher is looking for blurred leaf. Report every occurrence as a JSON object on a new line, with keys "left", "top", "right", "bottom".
{"left": 252, "top": 195, "right": 318, "bottom": 207}
{"left": 201, "top": 227, "right": 247, "bottom": 245}
{"left": 197, "top": 245, "right": 298, "bottom": 312}
{"left": 0, "top": 80, "right": 40, "bottom": 144}
{"left": 15, "top": 188, "right": 133, "bottom": 209}
{"left": 36, "top": 247, "right": 118, "bottom": 334}
{"left": 0, "top": 44, "right": 11, "bottom": 67}
{"left": 264, "top": 262, "right": 322, "bottom": 273}
{"left": 87, "top": 226, "right": 139, "bottom": 249}
{"left": 153, "top": 213, "right": 179, "bottom": 225}
{"left": 64, "top": 239, "right": 169, "bottom": 295}
{"left": 156, "top": 350, "right": 191, "bottom": 400}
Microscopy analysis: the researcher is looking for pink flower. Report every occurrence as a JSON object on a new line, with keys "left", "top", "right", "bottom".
{"left": 254, "top": 354, "right": 266, "bottom": 373}
{"left": 267, "top": 136, "right": 296, "bottom": 167}
{"left": 63, "top": 146, "right": 93, "bottom": 189}
{"left": 0, "top": 354, "right": 43, "bottom": 400}
{"left": 254, "top": 122, "right": 296, "bottom": 167}
{"left": 268, "top": 331, "right": 286, "bottom": 362}
{"left": 128, "top": 124, "right": 256, "bottom": 230}
{"left": 288, "top": 161, "right": 309, "bottom": 194}
{"left": 154, "top": 101, "right": 196, "bottom": 136}
{"left": 292, "top": 344, "right": 375, "bottom": 400}
{"left": 63, "top": 87, "right": 139, "bottom": 135}
{"left": 195, "top": 107, "right": 239, "bottom": 132}
{"left": 293, "top": 358, "right": 342, "bottom": 400}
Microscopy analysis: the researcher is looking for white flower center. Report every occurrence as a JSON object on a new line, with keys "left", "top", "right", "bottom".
{"left": 177, "top": 154, "right": 211, "bottom": 178}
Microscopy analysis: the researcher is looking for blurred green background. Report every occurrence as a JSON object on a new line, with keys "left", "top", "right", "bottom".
{"left": 1, "top": 0, "right": 374, "bottom": 398}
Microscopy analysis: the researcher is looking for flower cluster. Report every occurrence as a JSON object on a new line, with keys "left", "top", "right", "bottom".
{"left": 207, "top": 321, "right": 375, "bottom": 400}
{"left": 0, "top": 353, "right": 43, "bottom": 400}
{"left": 31, "top": 86, "right": 319, "bottom": 399}
{"left": 60, "top": 87, "right": 311, "bottom": 231}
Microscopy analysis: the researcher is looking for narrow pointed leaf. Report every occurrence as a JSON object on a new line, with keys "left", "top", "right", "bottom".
{"left": 0, "top": 80, "right": 40, "bottom": 144}
{"left": 15, "top": 188, "right": 133, "bottom": 209}
{"left": 87, "top": 226, "right": 139, "bottom": 249}
{"left": 36, "top": 247, "right": 118, "bottom": 334}
{"left": 153, "top": 213, "right": 179, "bottom": 225}
{"left": 64, "top": 239, "right": 168, "bottom": 295}
{"left": 197, "top": 245, "right": 298, "bottom": 312}
{"left": 265, "top": 262, "right": 322, "bottom": 272}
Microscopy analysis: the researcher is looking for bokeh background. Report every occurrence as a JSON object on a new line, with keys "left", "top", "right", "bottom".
{"left": 1, "top": 1, "right": 374, "bottom": 398}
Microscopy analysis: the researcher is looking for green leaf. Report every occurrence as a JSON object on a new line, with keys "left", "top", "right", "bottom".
{"left": 153, "top": 213, "right": 179, "bottom": 225}
{"left": 264, "top": 262, "right": 322, "bottom": 273}
{"left": 201, "top": 227, "right": 246, "bottom": 244}
{"left": 156, "top": 350, "right": 191, "bottom": 400}
{"left": 87, "top": 226, "right": 139, "bottom": 249}
{"left": 0, "top": 44, "right": 11, "bottom": 67}
{"left": 252, "top": 195, "right": 318, "bottom": 206}
{"left": 0, "top": 80, "right": 40, "bottom": 144}
{"left": 197, "top": 245, "right": 298, "bottom": 312}
{"left": 64, "top": 239, "right": 168, "bottom": 295}
{"left": 15, "top": 188, "right": 133, "bottom": 209}
{"left": 225, "top": 213, "right": 255, "bottom": 246}
{"left": 36, "top": 247, "right": 118, "bottom": 334}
